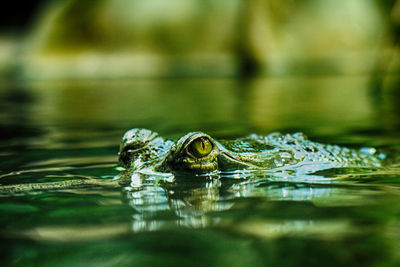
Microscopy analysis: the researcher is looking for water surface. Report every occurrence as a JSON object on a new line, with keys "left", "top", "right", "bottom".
{"left": 1, "top": 76, "right": 400, "bottom": 266}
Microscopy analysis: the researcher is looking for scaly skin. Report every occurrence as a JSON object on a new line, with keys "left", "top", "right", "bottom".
{"left": 0, "top": 128, "right": 384, "bottom": 193}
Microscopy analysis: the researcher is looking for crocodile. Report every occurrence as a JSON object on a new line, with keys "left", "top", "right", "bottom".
{"left": 117, "top": 128, "right": 383, "bottom": 175}
{"left": 0, "top": 128, "right": 384, "bottom": 193}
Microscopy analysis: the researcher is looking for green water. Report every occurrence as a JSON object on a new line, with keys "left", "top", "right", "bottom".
{"left": 1, "top": 76, "right": 400, "bottom": 266}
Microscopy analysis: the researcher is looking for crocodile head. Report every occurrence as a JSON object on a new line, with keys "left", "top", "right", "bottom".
{"left": 118, "top": 129, "right": 255, "bottom": 173}
{"left": 119, "top": 128, "right": 384, "bottom": 179}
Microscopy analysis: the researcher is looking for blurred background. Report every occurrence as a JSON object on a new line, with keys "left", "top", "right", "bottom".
{"left": 0, "top": 0, "right": 399, "bottom": 138}
{"left": 0, "top": 0, "right": 399, "bottom": 79}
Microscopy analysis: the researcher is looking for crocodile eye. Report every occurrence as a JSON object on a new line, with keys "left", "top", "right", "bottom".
{"left": 189, "top": 137, "right": 213, "bottom": 158}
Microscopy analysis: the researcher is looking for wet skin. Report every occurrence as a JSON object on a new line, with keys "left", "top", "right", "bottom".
{"left": 118, "top": 129, "right": 260, "bottom": 175}
{"left": 0, "top": 128, "right": 384, "bottom": 193}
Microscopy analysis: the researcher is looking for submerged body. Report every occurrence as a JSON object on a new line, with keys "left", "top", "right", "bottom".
{"left": 0, "top": 128, "right": 384, "bottom": 193}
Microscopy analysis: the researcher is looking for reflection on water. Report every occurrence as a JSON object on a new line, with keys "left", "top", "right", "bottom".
{"left": 0, "top": 77, "right": 400, "bottom": 265}
{"left": 120, "top": 166, "right": 393, "bottom": 234}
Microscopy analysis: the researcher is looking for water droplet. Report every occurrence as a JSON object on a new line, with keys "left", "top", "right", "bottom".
{"left": 274, "top": 159, "right": 284, "bottom": 167}
{"left": 280, "top": 152, "right": 292, "bottom": 158}
{"left": 360, "top": 147, "right": 376, "bottom": 155}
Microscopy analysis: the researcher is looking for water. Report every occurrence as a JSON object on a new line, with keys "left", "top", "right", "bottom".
{"left": 1, "top": 76, "right": 400, "bottom": 266}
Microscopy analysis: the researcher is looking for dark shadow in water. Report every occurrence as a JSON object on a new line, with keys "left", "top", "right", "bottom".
{"left": 0, "top": 86, "right": 46, "bottom": 174}
{"left": 0, "top": 85, "right": 43, "bottom": 141}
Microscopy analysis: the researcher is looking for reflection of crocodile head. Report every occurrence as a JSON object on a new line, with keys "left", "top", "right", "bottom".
{"left": 119, "top": 128, "right": 256, "bottom": 174}
{"left": 119, "top": 128, "right": 384, "bottom": 176}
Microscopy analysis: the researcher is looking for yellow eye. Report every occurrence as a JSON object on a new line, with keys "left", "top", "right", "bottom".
{"left": 189, "top": 137, "right": 213, "bottom": 157}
